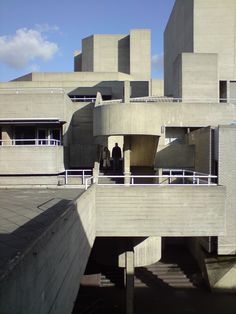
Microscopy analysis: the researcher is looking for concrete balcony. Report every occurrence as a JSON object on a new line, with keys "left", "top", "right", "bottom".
{"left": 0, "top": 145, "right": 64, "bottom": 174}
{"left": 95, "top": 185, "right": 225, "bottom": 237}
{"left": 93, "top": 100, "right": 236, "bottom": 136}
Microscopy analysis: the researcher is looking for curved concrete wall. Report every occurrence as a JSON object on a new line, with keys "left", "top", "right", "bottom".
{"left": 93, "top": 102, "right": 236, "bottom": 136}
{"left": 94, "top": 103, "right": 163, "bottom": 136}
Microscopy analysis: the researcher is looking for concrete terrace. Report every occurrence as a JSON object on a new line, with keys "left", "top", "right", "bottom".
{"left": 0, "top": 188, "right": 83, "bottom": 279}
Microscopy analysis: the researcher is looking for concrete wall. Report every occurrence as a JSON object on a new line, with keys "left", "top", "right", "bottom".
{"left": 0, "top": 146, "right": 64, "bottom": 174}
{"left": 82, "top": 36, "right": 94, "bottom": 72}
{"left": 187, "top": 127, "right": 212, "bottom": 173}
{"left": 164, "top": 0, "right": 194, "bottom": 96}
{"left": 96, "top": 185, "right": 225, "bottom": 237}
{"left": 68, "top": 102, "right": 97, "bottom": 168}
{"left": 150, "top": 79, "right": 164, "bottom": 96}
{"left": 7, "top": 72, "right": 132, "bottom": 83}
{"left": 0, "top": 76, "right": 131, "bottom": 100}
{"left": 230, "top": 81, "right": 236, "bottom": 99}
{"left": 218, "top": 125, "right": 236, "bottom": 254}
{"left": 0, "top": 175, "right": 60, "bottom": 185}
{"left": 173, "top": 53, "right": 218, "bottom": 100}
{"left": 165, "top": 0, "right": 236, "bottom": 96}
{"left": 93, "top": 34, "right": 128, "bottom": 73}
{"left": 0, "top": 187, "right": 96, "bottom": 314}
{"left": 93, "top": 102, "right": 236, "bottom": 137}
{"left": 130, "top": 29, "right": 151, "bottom": 81}
{"left": 74, "top": 51, "right": 82, "bottom": 72}
{"left": 0, "top": 93, "right": 66, "bottom": 121}
{"left": 194, "top": 0, "right": 236, "bottom": 81}
{"left": 130, "top": 135, "right": 158, "bottom": 167}
{"left": 173, "top": 54, "right": 182, "bottom": 98}
{"left": 155, "top": 144, "right": 194, "bottom": 169}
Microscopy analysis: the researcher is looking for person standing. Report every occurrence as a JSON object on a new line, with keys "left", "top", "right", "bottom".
{"left": 112, "top": 143, "right": 121, "bottom": 172}
{"left": 102, "top": 146, "right": 110, "bottom": 173}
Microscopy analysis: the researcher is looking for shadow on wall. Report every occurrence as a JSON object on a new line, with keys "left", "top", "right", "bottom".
{"left": 155, "top": 143, "right": 195, "bottom": 169}
{"left": 63, "top": 101, "right": 99, "bottom": 169}
{"left": 68, "top": 81, "right": 149, "bottom": 100}
{"left": 0, "top": 188, "right": 95, "bottom": 314}
{"left": 118, "top": 36, "right": 130, "bottom": 74}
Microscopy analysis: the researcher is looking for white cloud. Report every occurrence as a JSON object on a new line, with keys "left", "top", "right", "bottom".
{"left": 0, "top": 27, "right": 59, "bottom": 69}
{"left": 35, "top": 24, "right": 60, "bottom": 33}
{"left": 152, "top": 53, "right": 163, "bottom": 71}
{"left": 29, "top": 63, "right": 40, "bottom": 72}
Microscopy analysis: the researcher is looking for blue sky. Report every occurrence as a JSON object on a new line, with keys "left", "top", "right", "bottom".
{"left": 0, "top": 0, "right": 175, "bottom": 82}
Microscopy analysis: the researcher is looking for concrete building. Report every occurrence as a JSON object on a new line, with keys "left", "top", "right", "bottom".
{"left": 1, "top": 1, "right": 236, "bottom": 313}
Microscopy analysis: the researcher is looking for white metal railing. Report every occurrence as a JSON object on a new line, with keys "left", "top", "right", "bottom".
{"left": 131, "top": 97, "right": 236, "bottom": 103}
{"left": 69, "top": 97, "right": 96, "bottom": 103}
{"left": 65, "top": 169, "right": 93, "bottom": 185}
{"left": 0, "top": 139, "right": 61, "bottom": 146}
{"left": 102, "top": 96, "right": 236, "bottom": 104}
{"left": 85, "top": 170, "right": 217, "bottom": 190}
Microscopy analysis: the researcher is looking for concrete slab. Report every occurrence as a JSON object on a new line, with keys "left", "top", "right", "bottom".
{"left": 0, "top": 188, "right": 84, "bottom": 279}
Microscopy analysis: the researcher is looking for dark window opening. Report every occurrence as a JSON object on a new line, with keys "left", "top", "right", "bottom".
{"left": 219, "top": 81, "right": 227, "bottom": 102}
{"left": 14, "top": 126, "right": 35, "bottom": 145}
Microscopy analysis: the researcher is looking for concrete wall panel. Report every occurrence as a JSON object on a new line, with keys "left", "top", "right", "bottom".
{"left": 96, "top": 185, "right": 225, "bottom": 237}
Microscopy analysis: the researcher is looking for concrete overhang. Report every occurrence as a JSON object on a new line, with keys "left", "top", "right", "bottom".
{"left": 0, "top": 118, "right": 66, "bottom": 125}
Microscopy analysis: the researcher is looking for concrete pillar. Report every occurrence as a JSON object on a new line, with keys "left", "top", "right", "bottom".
{"left": 123, "top": 136, "right": 131, "bottom": 185}
{"left": 92, "top": 161, "right": 100, "bottom": 184}
{"left": 1, "top": 126, "right": 12, "bottom": 145}
{"left": 227, "top": 80, "right": 230, "bottom": 102}
{"left": 125, "top": 251, "right": 134, "bottom": 314}
{"left": 155, "top": 168, "right": 163, "bottom": 184}
{"left": 124, "top": 81, "right": 131, "bottom": 103}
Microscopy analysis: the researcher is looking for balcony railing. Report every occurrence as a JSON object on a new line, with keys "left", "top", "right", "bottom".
{"left": 85, "top": 169, "right": 217, "bottom": 190}
{"left": 0, "top": 139, "right": 61, "bottom": 146}
{"left": 64, "top": 169, "right": 93, "bottom": 184}
{"left": 69, "top": 97, "right": 96, "bottom": 103}
{"left": 102, "top": 97, "right": 236, "bottom": 104}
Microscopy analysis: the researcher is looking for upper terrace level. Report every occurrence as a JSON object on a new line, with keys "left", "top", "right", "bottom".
{"left": 94, "top": 96, "right": 236, "bottom": 136}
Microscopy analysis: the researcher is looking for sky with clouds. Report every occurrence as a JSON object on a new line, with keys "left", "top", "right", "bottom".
{"left": 0, "top": 0, "right": 175, "bottom": 82}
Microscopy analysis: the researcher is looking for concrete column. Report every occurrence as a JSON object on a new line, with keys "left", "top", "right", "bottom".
{"left": 92, "top": 161, "right": 100, "bottom": 184}
{"left": 124, "top": 81, "right": 131, "bottom": 103}
{"left": 2, "top": 126, "right": 12, "bottom": 145}
{"left": 227, "top": 80, "right": 230, "bottom": 102}
{"left": 123, "top": 136, "right": 131, "bottom": 185}
{"left": 125, "top": 251, "right": 134, "bottom": 314}
{"left": 155, "top": 168, "right": 163, "bottom": 184}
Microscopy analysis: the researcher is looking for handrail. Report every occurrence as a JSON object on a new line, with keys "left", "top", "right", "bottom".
{"left": 0, "top": 138, "right": 61, "bottom": 146}
{"left": 65, "top": 169, "right": 92, "bottom": 185}
{"left": 85, "top": 176, "right": 94, "bottom": 190}
{"left": 84, "top": 172, "right": 217, "bottom": 189}
{"left": 69, "top": 97, "right": 96, "bottom": 102}
{"left": 102, "top": 96, "right": 236, "bottom": 104}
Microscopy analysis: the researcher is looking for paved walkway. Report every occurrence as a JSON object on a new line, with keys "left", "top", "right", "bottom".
{"left": 0, "top": 188, "right": 83, "bottom": 278}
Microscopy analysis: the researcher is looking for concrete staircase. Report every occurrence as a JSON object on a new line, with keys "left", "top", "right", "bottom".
{"left": 100, "top": 267, "right": 124, "bottom": 288}
{"left": 98, "top": 171, "right": 124, "bottom": 185}
{"left": 135, "top": 262, "right": 198, "bottom": 289}
{"left": 135, "top": 245, "right": 203, "bottom": 289}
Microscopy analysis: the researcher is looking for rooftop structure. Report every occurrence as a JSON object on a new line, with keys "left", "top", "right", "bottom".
{"left": 1, "top": 1, "right": 236, "bottom": 313}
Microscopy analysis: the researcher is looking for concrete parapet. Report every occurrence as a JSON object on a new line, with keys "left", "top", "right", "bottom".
{"left": 96, "top": 185, "right": 226, "bottom": 237}
{"left": 0, "top": 187, "right": 96, "bottom": 314}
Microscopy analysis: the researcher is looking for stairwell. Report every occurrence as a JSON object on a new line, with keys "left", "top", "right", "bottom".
{"left": 135, "top": 245, "right": 204, "bottom": 290}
